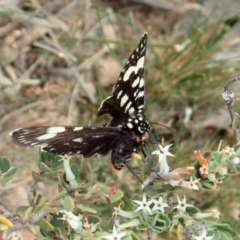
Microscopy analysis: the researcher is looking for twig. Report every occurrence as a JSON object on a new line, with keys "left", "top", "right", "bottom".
{"left": 0, "top": 100, "right": 47, "bottom": 127}
{"left": 222, "top": 75, "right": 240, "bottom": 143}
{"left": 28, "top": 182, "right": 37, "bottom": 206}
{"left": 147, "top": 228, "right": 152, "bottom": 240}
{"left": 0, "top": 21, "right": 20, "bottom": 38}
{"left": 55, "top": 0, "right": 80, "bottom": 17}
{"left": 19, "top": 55, "right": 44, "bottom": 79}
{"left": 31, "top": 0, "right": 69, "bottom": 32}
{"left": 74, "top": 70, "right": 97, "bottom": 104}
{"left": 0, "top": 201, "right": 13, "bottom": 212}
{"left": 141, "top": 162, "right": 179, "bottom": 190}
{"left": 48, "top": 67, "right": 96, "bottom": 104}
{"left": 20, "top": 28, "right": 27, "bottom": 73}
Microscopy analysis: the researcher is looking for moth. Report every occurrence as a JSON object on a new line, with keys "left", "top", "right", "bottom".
{"left": 10, "top": 33, "right": 152, "bottom": 171}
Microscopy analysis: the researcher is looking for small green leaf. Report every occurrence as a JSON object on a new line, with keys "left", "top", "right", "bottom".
{"left": 108, "top": 189, "right": 124, "bottom": 203}
{"left": 16, "top": 206, "right": 29, "bottom": 213}
{"left": 33, "top": 203, "right": 48, "bottom": 213}
{"left": 1, "top": 167, "right": 18, "bottom": 184}
{"left": 88, "top": 215, "right": 100, "bottom": 224}
{"left": 38, "top": 219, "right": 54, "bottom": 232}
{"left": 43, "top": 207, "right": 59, "bottom": 214}
{"left": 78, "top": 205, "right": 97, "bottom": 214}
{"left": 186, "top": 206, "right": 199, "bottom": 216}
{"left": 143, "top": 187, "right": 160, "bottom": 197}
{"left": 145, "top": 213, "right": 171, "bottom": 233}
{"left": 39, "top": 150, "right": 62, "bottom": 169}
{"left": 52, "top": 191, "right": 67, "bottom": 201}
{"left": 36, "top": 194, "right": 43, "bottom": 205}
{"left": 100, "top": 217, "right": 112, "bottom": 230}
{"left": 0, "top": 156, "right": 11, "bottom": 173}
{"left": 27, "top": 223, "right": 38, "bottom": 235}
{"left": 50, "top": 213, "right": 65, "bottom": 228}
{"left": 63, "top": 196, "right": 74, "bottom": 212}
{"left": 201, "top": 180, "right": 213, "bottom": 189}
{"left": 232, "top": 114, "right": 240, "bottom": 130}
{"left": 215, "top": 223, "right": 237, "bottom": 238}
{"left": 32, "top": 171, "right": 43, "bottom": 182}
{"left": 128, "top": 233, "right": 141, "bottom": 240}
{"left": 39, "top": 228, "right": 55, "bottom": 237}
{"left": 38, "top": 162, "right": 52, "bottom": 172}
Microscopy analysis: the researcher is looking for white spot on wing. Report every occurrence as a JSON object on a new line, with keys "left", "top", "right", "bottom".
{"left": 123, "top": 56, "right": 145, "bottom": 81}
{"left": 9, "top": 128, "right": 21, "bottom": 136}
{"left": 127, "top": 122, "right": 133, "bottom": 129}
{"left": 31, "top": 142, "right": 38, "bottom": 146}
{"left": 128, "top": 107, "right": 135, "bottom": 115}
{"left": 125, "top": 101, "right": 132, "bottom": 112}
{"left": 73, "top": 138, "right": 83, "bottom": 143}
{"left": 117, "top": 90, "right": 123, "bottom": 99}
{"left": 120, "top": 94, "right": 129, "bottom": 107}
{"left": 136, "top": 91, "right": 145, "bottom": 99}
{"left": 140, "top": 47, "right": 145, "bottom": 55}
{"left": 139, "top": 78, "right": 144, "bottom": 88}
{"left": 132, "top": 77, "right": 140, "bottom": 88}
{"left": 73, "top": 127, "right": 83, "bottom": 131}
{"left": 47, "top": 126, "right": 65, "bottom": 133}
{"left": 37, "top": 133, "right": 57, "bottom": 140}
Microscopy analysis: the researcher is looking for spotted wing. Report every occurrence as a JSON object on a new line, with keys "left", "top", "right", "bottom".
{"left": 10, "top": 126, "right": 121, "bottom": 157}
{"left": 98, "top": 33, "right": 148, "bottom": 125}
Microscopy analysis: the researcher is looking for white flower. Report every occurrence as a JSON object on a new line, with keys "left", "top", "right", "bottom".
{"left": 152, "top": 196, "right": 168, "bottom": 213}
{"left": 133, "top": 194, "right": 153, "bottom": 215}
{"left": 169, "top": 177, "right": 199, "bottom": 190}
{"left": 104, "top": 225, "right": 128, "bottom": 240}
{"left": 59, "top": 210, "right": 82, "bottom": 233}
{"left": 174, "top": 196, "right": 192, "bottom": 213}
{"left": 152, "top": 144, "right": 174, "bottom": 173}
{"left": 221, "top": 146, "right": 235, "bottom": 158}
{"left": 231, "top": 157, "right": 240, "bottom": 165}
{"left": 207, "top": 209, "right": 220, "bottom": 220}
{"left": 188, "top": 177, "right": 200, "bottom": 190}
{"left": 193, "top": 209, "right": 220, "bottom": 220}
{"left": 174, "top": 39, "right": 190, "bottom": 52}
{"left": 61, "top": 155, "right": 77, "bottom": 188}
{"left": 192, "top": 228, "right": 214, "bottom": 240}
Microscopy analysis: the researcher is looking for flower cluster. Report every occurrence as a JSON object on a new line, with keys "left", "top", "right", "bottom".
{"left": 142, "top": 144, "right": 200, "bottom": 191}
{"left": 194, "top": 144, "right": 240, "bottom": 190}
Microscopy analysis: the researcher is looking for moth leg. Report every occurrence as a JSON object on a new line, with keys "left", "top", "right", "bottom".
{"left": 125, "top": 161, "right": 142, "bottom": 183}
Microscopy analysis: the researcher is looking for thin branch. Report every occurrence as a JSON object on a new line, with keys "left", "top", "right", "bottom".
{"left": 222, "top": 75, "right": 240, "bottom": 143}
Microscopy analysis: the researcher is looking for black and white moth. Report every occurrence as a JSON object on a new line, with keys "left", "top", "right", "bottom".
{"left": 10, "top": 33, "right": 151, "bottom": 171}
